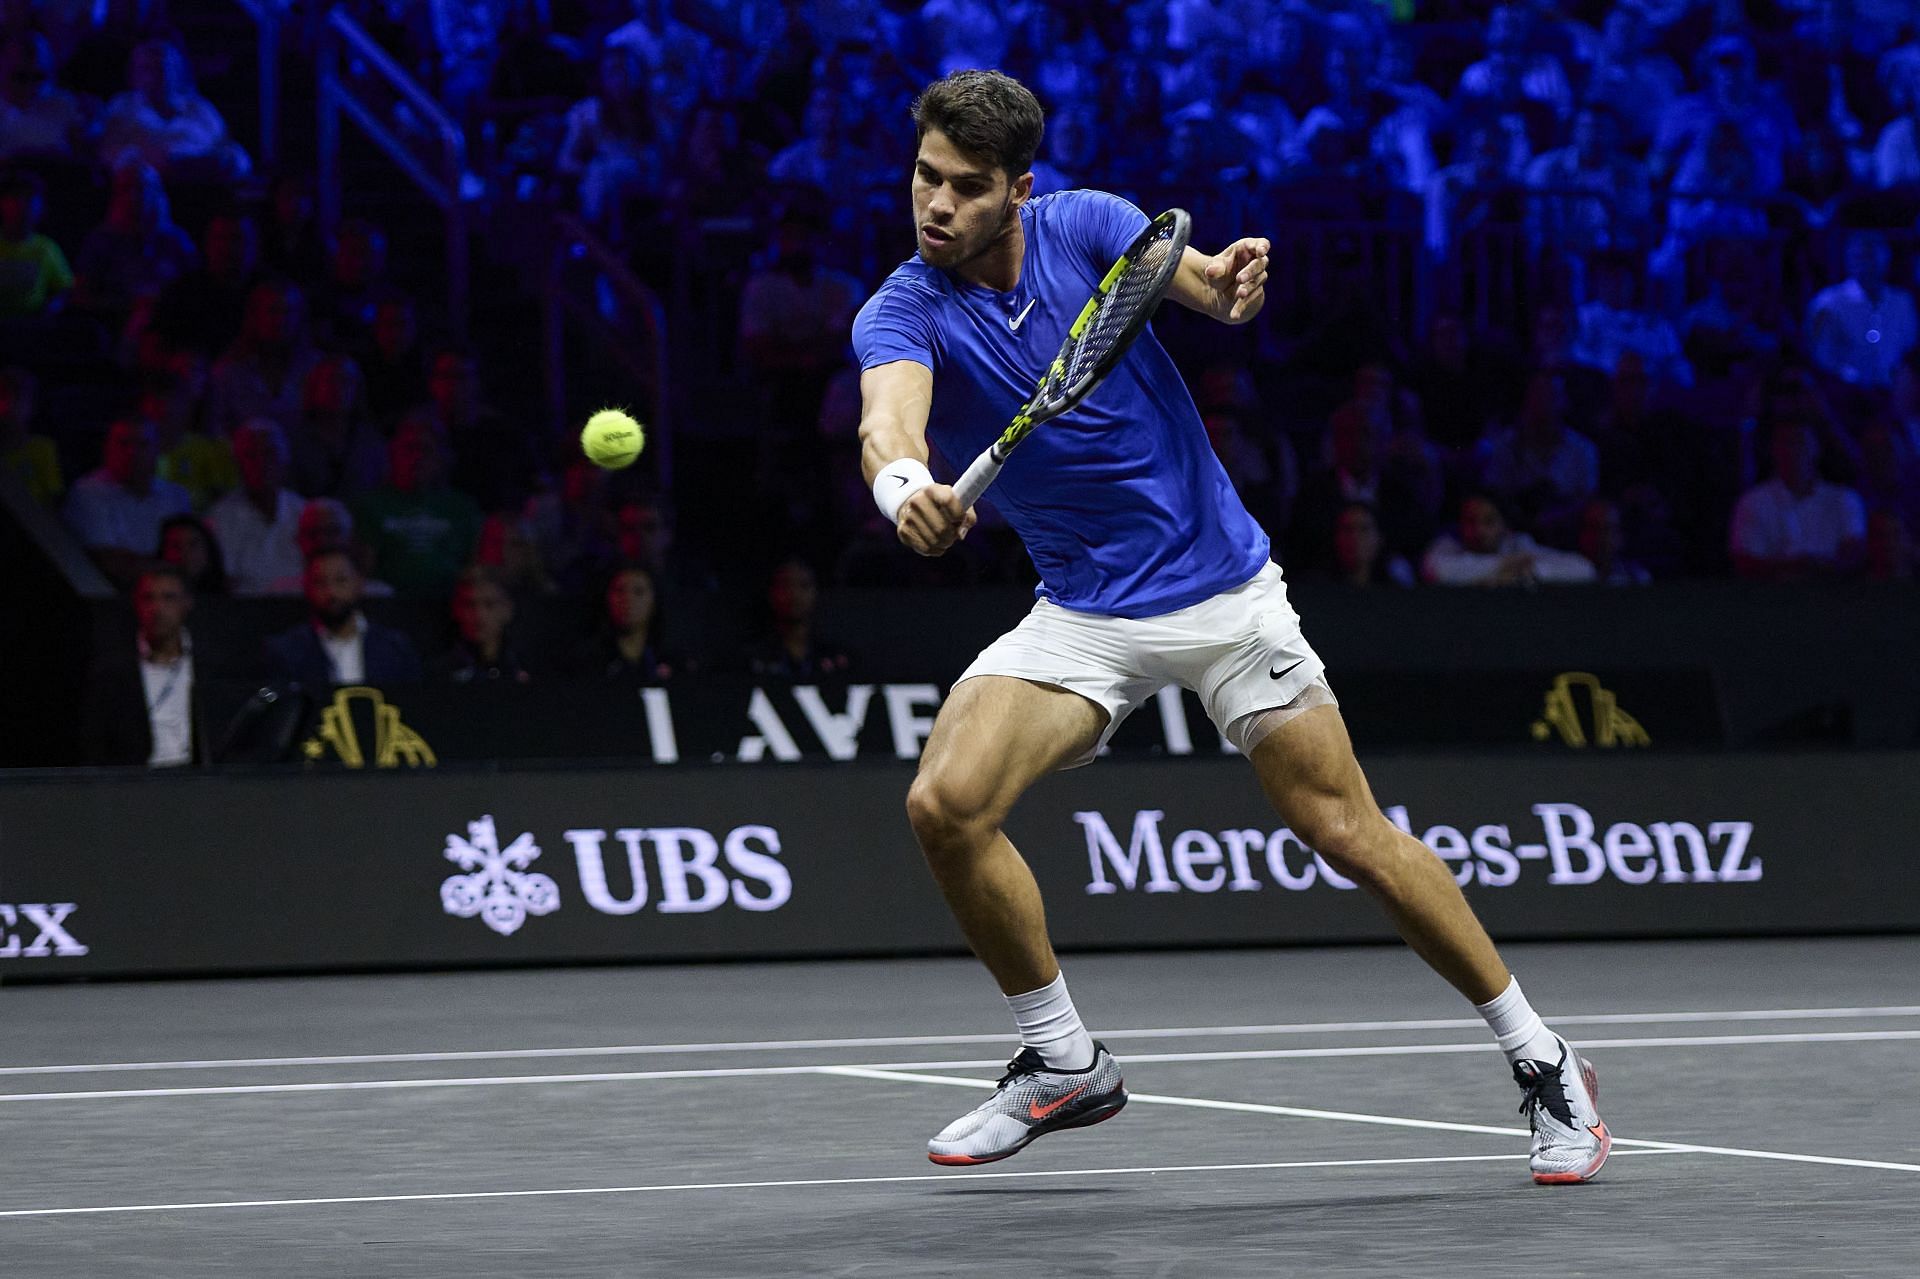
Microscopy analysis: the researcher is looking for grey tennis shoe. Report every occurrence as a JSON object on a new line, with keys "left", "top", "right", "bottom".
{"left": 928, "top": 1042, "right": 1128, "bottom": 1165}
{"left": 1515, "top": 1035, "right": 1611, "bottom": 1184}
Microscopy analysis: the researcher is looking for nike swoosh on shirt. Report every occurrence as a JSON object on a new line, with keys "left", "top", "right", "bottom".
{"left": 1269, "top": 658, "right": 1304, "bottom": 681}
{"left": 1029, "top": 1085, "right": 1088, "bottom": 1120}
{"left": 1008, "top": 298, "right": 1037, "bottom": 331}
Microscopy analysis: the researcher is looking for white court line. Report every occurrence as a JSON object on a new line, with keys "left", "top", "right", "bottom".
{"left": 826, "top": 1065, "right": 1920, "bottom": 1175}
{"left": 7, "top": 1005, "right": 1917, "bottom": 1077}
{"left": 3, "top": 1028, "right": 1918, "bottom": 1104}
{"left": 0, "top": 1151, "right": 1692, "bottom": 1220}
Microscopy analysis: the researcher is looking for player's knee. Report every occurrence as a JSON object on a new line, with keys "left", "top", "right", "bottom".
{"left": 1299, "top": 806, "right": 1401, "bottom": 892}
{"left": 905, "top": 770, "right": 997, "bottom": 850}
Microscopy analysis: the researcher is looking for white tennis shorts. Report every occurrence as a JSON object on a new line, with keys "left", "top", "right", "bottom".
{"left": 955, "top": 561, "right": 1333, "bottom": 766}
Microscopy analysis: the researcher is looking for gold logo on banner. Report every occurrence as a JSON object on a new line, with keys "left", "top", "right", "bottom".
{"left": 1530, "top": 672, "right": 1649, "bottom": 749}
{"left": 302, "top": 687, "right": 438, "bottom": 768}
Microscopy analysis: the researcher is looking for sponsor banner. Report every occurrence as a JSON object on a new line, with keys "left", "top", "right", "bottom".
{"left": 1, "top": 752, "right": 1913, "bottom": 979}
{"left": 206, "top": 667, "right": 1720, "bottom": 771}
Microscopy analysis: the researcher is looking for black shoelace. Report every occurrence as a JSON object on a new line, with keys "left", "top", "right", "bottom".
{"left": 1514, "top": 1052, "right": 1577, "bottom": 1127}
{"left": 997, "top": 1047, "right": 1048, "bottom": 1087}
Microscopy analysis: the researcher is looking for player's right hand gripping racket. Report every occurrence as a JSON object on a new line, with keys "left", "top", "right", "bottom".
{"left": 951, "top": 207, "right": 1192, "bottom": 509}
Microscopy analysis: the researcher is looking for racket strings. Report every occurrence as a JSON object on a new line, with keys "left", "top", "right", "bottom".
{"left": 1062, "top": 228, "right": 1181, "bottom": 389}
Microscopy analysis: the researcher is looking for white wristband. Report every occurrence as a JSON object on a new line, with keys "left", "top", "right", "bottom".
{"left": 873, "top": 457, "right": 935, "bottom": 524}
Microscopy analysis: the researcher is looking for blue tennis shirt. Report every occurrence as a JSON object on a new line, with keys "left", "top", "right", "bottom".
{"left": 852, "top": 189, "right": 1271, "bottom": 619}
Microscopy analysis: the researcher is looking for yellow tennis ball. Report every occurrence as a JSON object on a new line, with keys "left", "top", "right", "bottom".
{"left": 580, "top": 409, "right": 645, "bottom": 469}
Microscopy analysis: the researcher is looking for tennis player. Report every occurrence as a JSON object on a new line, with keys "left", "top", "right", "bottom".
{"left": 853, "top": 70, "right": 1609, "bottom": 1184}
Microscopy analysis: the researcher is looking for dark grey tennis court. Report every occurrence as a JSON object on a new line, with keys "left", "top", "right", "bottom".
{"left": 3, "top": 937, "right": 1915, "bottom": 1276}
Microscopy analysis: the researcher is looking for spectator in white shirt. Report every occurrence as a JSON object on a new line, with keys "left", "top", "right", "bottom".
{"left": 1729, "top": 419, "right": 1867, "bottom": 580}
{"left": 62, "top": 417, "right": 191, "bottom": 589}
{"left": 82, "top": 563, "right": 200, "bottom": 767}
{"left": 1423, "top": 491, "right": 1597, "bottom": 586}
{"left": 1806, "top": 231, "right": 1918, "bottom": 389}
{"left": 206, "top": 418, "right": 306, "bottom": 595}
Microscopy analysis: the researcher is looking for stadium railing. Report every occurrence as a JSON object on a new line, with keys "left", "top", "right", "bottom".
{"left": 316, "top": 6, "right": 472, "bottom": 331}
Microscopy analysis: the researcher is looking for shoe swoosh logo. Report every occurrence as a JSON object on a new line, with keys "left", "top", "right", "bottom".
{"left": 1029, "top": 1085, "right": 1087, "bottom": 1120}
{"left": 1008, "top": 298, "right": 1037, "bottom": 331}
{"left": 1269, "top": 658, "right": 1304, "bottom": 681}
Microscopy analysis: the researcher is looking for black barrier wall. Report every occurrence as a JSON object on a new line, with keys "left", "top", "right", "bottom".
{"left": 2, "top": 752, "right": 1915, "bottom": 979}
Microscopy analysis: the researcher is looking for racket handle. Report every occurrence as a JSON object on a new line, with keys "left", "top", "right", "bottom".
{"left": 952, "top": 448, "right": 1002, "bottom": 509}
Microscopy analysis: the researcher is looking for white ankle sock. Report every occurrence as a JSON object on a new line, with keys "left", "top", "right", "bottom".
{"left": 1006, "top": 972, "right": 1097, "bottom": 1070}
{"left": 1475, "top": 976, "right": 1561, "bottom": 1065}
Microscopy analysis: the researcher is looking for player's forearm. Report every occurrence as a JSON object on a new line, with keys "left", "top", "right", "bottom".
{"left": 859, "top": 416, "right": 930, "bottom": 485}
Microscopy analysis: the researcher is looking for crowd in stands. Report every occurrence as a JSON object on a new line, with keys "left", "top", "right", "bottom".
{"left": 7, "top": 0, "right": 1920, "bottom": 767}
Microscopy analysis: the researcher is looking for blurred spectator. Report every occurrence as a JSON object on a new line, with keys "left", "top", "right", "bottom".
{"left": 743, "top": 557, "right": 852, "bottom": 678}
{"left": 411, "top": 343, "right": 541, "bottom": 512}
{"left": 156, "top": 511, "right": 228, "bottom": 596}
{"left": 1203, "top": 407, "right": 1294, "bottom": 535}
{"left": 431, "top": 564, "right": 531, "bottom": 684}
{"left": 1806, "top": 231, "right": 1917, "bottom": 389}
{"left": 143, "top": 358, "right": 236, "bottom": 509}
{"left": 261, "top": 497, "right": 395, "bottom": 597}
{"left": 1422, "top": 490, "right": 1596, "bottom": 585}
{"left": 0, "top": 31, "right": 91, "bottom": 161}
{"left": 207, "top": 279, "right": 322, "bottom": 437}
{"left": 62, "top": 417, "right": 191, "bottom": 589}
{"left": 523, "top": 455, "right": 618, "bottom": 590}
{"left": 73, "top": 159, "right": 196, "bottom": 321}
{"left": 290, "top": 353, "right": 386, "bottom": 499}
{"left": 81, "top": 564, "right": 203, "bottom": 767}
{"left": 1454, "top": 5, "right": 1573, "bottom": 129}
{"left": 1525, "top": 107, "right": 1653, "bottom": 254}
{"left": 1864, "top": 508, "right": 1914, "bottom": 581}
{"left": 1681, "top": 241, "right": 1786, "bottom": 378}
{"left": 1584, "top": 6, "right": 1682, "bottom": 146}
{"left": 1476, "top": 369, "right": 1600, "bottom": 532}
{"left": 0, "top": 168, "right": 71, "bottom": 316}
{"left": 1729, "top": 419, "right": 1867, "bottom": 580}
{"left": 767, "top": 84, "right": 864, "bottom": 193}
{"left": 1872, "top": 52, "right": 1920, "bottom": 187}
{"left": 1897, "top": 349, "right": 1920, "bottom": 455}
{"left": 1854, "top": 412, "right": 1920, "bottom": 538}
{"left": 265, "top": 547, "right": 423, "bottom": 688}
{"left": 566, "top": 562, "right": 676, "bottom": 681}
{"left": 99, "top": 38, "right": 248, "bottom": 180}
{"left": 1290, "top": 400, "right": 1432, "bottom": 566}
{"left": 313, "top": 218, "right": 388, "bottom": 345}
{"left": 474, "top": 511, "right": 558, "bottom": 600}
{"left": 1577, "top": 497, "right": 1652, "bottom": 585}
{"left": 615, "top": 489, "right": 717, "bottom": 596}
{"left": 1324, "top": 501, "right": 1416, "bottom": 587}
{"left": 358, "top": 289, "right": 425, "bottom": 426}
{"left": 668, "top": 101, "right": 764, "bottom": 217}
{"left": 261, "top": 172, "right": 328, "bottom": 282}
{"left": 1653, "top": 33, "right": 1799, "bottom": 196}
{"left": 1409, "top": 311, "right": 1496, "bottom": 451}
{"left": 1572, "top": 251, "right": 1693, "bottom": 388}
{"left": 1425, "top": 119, "right": 1524, "bottom": 254}
{"left": 558, "top": 43, "right": 661, "bottom": 237}
{"left": 1785, "top": 127, "right": 1860, "bottom": 230}
{"left": 0, "top": 364, "right": 59, "bottom": 504}
{"left": 351, "top": 417, "right": 481, "bottom": 595}
{"left": 205, "top": 418, "right": 305, "bottom": 595}
{"left": 739, "top": 199, "right": 861, "bottom": 432}
{"left": 920, "top": 0, "right": 1010, "bottom": 77}
{"left": 149, "top": 208, "right": 260, "bottom": 357}
{"left": 1367, "top": 36, "right": 1444, "bottom": 193}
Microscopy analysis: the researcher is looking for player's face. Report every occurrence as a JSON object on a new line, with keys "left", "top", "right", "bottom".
{"left": 911, "top": 129, "right": 1027, "bottom": 270}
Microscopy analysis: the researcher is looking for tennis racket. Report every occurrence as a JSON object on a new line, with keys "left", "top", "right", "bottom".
{"left": 951, "top": 207, "right": 1192, "bottom": 509}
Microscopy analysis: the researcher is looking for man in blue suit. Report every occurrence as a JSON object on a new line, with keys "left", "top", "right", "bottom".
{"left": 265, "top": 548, "right": 422, "bottom": 689}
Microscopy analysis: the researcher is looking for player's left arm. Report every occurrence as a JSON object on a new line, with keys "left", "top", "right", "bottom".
{"left": 1169, "top": 237, "right": 1270, "bottom": 325}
